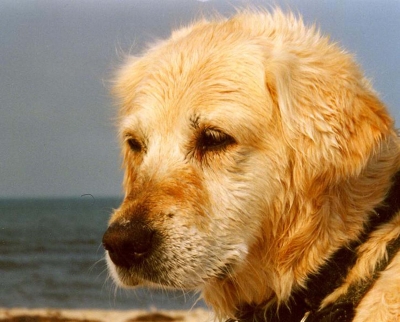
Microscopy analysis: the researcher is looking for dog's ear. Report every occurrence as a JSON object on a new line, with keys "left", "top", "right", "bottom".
{"left": 265, "top": 49, "right": 394, "bottom": 181}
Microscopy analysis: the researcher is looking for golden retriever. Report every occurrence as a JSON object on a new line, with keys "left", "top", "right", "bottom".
{"left": 103, "top": 10, "right": 400, "bottom": 321}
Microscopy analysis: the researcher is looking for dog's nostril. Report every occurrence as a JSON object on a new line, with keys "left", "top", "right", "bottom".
{"left": 102, "top": 220, "right": 155, "bottom": 268}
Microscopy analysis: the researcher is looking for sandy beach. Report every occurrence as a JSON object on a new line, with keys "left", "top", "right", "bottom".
{"left": 0, "top": 308, "right": 213, "bottom": 322}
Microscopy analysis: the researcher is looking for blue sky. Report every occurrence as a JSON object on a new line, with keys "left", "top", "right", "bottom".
{"left": 1, "top": 0, "right": 399, "bottom": 198}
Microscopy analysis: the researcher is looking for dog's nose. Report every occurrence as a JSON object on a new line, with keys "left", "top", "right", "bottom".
{"left": 102, "top": 219, "right": 155, "bottom": 268}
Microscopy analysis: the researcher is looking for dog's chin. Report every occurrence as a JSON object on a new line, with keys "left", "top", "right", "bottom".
{"left": 105, "top": 255, "right": 138, "bottom": 287}
{"left": 105, "top": 252, "right": 238, "bottom": 291}
{"left": 105, "top": 255, "right": 155, "bottom": 288}
{"left": 105, "top": 254, "right": 201, "bottom": 290}
{"left": 113, "top": 268, "right": 203, "bottom": 290}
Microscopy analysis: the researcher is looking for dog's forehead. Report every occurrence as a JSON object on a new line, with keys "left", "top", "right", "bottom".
{"left": 122, "top": 58, "right": 272, "bottom": 138}
{"left": 121, "top": 99, "right": 268, "bottom": 136}
{"left": 117, "top": 20, "right": 280, "bottom": 142}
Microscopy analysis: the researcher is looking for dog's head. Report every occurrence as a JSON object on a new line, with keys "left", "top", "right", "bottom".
{"left": 103, "top": 11, "right": 396, "bottom": 315}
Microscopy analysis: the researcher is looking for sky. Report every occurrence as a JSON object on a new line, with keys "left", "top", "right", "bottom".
{"left": 1, "top": 0, "right": 399, "bottom": 198}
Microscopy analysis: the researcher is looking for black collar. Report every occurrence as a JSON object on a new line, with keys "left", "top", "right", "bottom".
{"left": 228, "top": 171, "right": 400, "bottom": 322}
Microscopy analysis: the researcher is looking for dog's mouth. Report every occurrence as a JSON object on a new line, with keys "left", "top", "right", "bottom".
{"left": 102, "top": 222, "right": 192, "bottom": 288}
{"left": 105, "top": 252, "right": 175, "bottom": 288}
{"left": 105, "top": 247, "right": 240, "bottom": 290}
{"left": 105, "top": 254, "right": 234, "bottom": 292}
{"left": 102, "top": 219, "right": 245, "bottom": 289}
{"left": 109, "top": 262, "right": 238, "bottom": 290}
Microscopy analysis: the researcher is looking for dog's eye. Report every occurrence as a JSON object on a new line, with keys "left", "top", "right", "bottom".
{"left": 126, "top": 137, "right": 142, "bottom": 153}
{"left": 197, "top": 128, "right": 236, "bottom": 152}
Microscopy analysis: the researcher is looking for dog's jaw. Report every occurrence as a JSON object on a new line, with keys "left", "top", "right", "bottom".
{"left": 104, "top": 216, "right": 251, "bottom": 290}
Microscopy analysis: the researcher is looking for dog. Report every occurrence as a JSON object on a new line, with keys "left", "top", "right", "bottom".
{"left": 102, "top": 10, "right": 400, "bottom": 321}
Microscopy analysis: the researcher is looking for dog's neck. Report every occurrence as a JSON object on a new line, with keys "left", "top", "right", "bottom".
{"left": 227, "top": 170, "right": 400, "bottom": 322}
{"left": 203, "top": 138, "right": 400, "bottom": 320}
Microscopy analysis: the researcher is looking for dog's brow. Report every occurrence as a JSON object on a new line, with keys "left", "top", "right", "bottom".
{"left": 119, "top": 116, "right": 149, "bottom": 147}
{"left": 120, "top": 114, "right": 140, "bottom": 133}
{"left": 189, "top": 115, "right": 200, "bottom": 129}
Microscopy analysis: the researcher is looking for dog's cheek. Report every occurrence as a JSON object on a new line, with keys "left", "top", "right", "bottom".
{"left": 215, "top": 152, "right": 290, "bottom": 261}
{"left": 161, "top": 217, "right": 249, "bottom": 284}
{"left": 200, "top": 168, "right": 263, "bottom": 250}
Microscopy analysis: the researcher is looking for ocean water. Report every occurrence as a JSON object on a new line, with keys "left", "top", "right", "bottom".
{"left": 0, "top": 198, "right": 206, "bottom": 310}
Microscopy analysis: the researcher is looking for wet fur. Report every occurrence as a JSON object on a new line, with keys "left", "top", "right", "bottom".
{"left": 107, "top": 10, "right": 400, "bottom": 321}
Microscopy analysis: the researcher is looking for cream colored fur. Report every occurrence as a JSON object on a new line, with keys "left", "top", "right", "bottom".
{"left": 107, "top": 10, "right": 400, "bottom": 321}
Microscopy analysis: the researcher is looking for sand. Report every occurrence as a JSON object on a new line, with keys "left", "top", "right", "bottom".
{"left": 0, "top": 308, "right": 214, "bottom": 322}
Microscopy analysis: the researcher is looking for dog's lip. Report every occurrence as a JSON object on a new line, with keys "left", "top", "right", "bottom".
{"left": 114, "top": 266, "right": 144, "bottom": 287}
{"left": 215, "top": 262, "right": 235, "bottom": 280}
{"left": 113, "top": 264, "right": 173, "bottom": 288}
{"left": 114, "top": 263, "right": 205, "bottom": 289}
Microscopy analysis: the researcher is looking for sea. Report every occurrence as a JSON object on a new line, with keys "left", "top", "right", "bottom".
{"left": 0, "top": 197, "right": 206, "bottom": 310}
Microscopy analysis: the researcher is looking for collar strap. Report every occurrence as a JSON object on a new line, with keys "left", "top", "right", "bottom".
{"left": 229, "top": 171, "right": 400, "bottom": 322}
